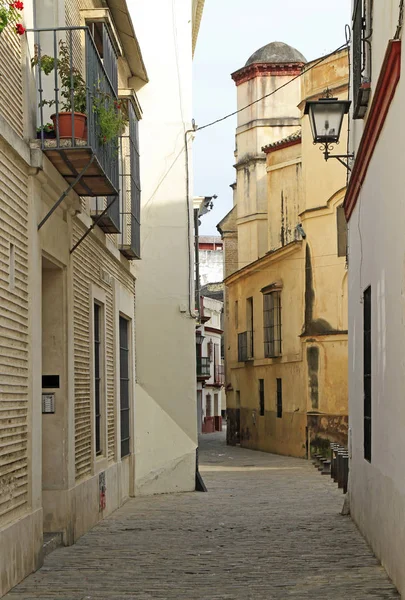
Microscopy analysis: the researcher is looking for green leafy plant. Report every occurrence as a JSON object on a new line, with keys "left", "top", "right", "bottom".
{"left": 0, "top": 1, "right": 24, "bottom": 36}
{"left": 93, "top": 89, "right": 127, "bottom": 145}
{"left": 31, "top": 40, "right": 87, "bottom": 114}
{"left": 36, "top": 122, "right": 54, "bottom": 133}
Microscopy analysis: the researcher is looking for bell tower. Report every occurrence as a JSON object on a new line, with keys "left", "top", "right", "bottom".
{"left": 231, "top": 41, "right": 306, "bottom": 266}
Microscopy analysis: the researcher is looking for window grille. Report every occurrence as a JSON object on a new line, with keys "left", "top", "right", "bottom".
{"left": 94, "top": 303, "right": 102, "bottom": 456}
{"left": 259, "top": 379, "right": 265, "bottom": 416}
{"left": 276, "top": 378, "right": 283, "bottom": 419}
{"left": 353, "top": 0, "right": 373, "bottom": 119}
{"left": 264, "top": 291, "right": 282, "bottom": 358}
{"left": 119, "top": 316, "right": 130, "bottom": 458}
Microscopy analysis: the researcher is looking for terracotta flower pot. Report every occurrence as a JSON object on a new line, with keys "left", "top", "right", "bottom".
{"left": 51, "top": 112, "right": 87, "bottom": 140}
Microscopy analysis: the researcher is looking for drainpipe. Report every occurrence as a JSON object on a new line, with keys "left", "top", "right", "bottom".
{"left": 194, "top": 207, "right": 201, "bottom": 320}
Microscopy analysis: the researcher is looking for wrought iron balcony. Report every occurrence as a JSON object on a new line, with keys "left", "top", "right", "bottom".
{"left": 197, "top": 357, "right": 211, "bottom": 379}
{"left": 238, "top": 331, "right": 253, "bottom": 362}
{"left": 214, "top": 365, "right": 225, "bottom": 386}
{"left": 31, "top": 26, "right": 120, "bottom": 197}
{"left": 118, "top": 102, "right": 141, "bottom": 259}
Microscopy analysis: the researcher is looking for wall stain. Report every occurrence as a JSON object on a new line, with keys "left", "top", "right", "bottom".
{"left": 307, "top": 346, "right": 319, "bottom": 410}
{"left": 303, "top": 244, "right": 338, "bottom": 335}
{"left": 280, "top": 191, "right": 285, "bottom": 247}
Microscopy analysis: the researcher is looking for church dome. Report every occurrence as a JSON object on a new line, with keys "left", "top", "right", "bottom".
{"left": 245, "top": 41, "right": 306, "bottom": 66}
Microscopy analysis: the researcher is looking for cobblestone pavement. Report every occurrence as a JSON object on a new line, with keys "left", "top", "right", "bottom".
{"left": 6, "top": 431, "right": 399, "bottom": 599}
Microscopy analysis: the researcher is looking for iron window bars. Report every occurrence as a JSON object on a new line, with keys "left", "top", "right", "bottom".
{"left": 264, "top": 291, "right": 282, "bottom": 358}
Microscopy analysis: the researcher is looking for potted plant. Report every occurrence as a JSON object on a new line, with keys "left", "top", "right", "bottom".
{"left": 36, "top": 122, "right": 55, "bottom": 139}
{"left": 0, "top": 1, "right": 25, "bottom": 36}
{"left": 93, "top": 89, "right": 128, "bottom": 146}
{"left": 31, "top": 40, "right": 87, "bottom": 140}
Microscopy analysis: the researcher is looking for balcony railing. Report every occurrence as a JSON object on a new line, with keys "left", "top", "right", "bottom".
{"left": 90, "top": 196, "right": 120, "bottom": 233}
{"left": 119, "top": 102, "right": 141, "bottom": 259}
{"left": 31, "top": 26, "right": 119, "bottom": 197}
{"left": 197, "top": 357, "right": 211, "bottom": 379}
{"left": 238, "top": 331, "right": 253, "bottom": 362}
{"left": 214, "top": 365, "right": 225, "bottom": 386}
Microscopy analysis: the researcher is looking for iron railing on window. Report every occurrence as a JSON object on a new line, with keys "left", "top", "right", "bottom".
{"left": 352, "top": 0, "right": 363, "bottom": 100}
{"left": 119, "top": 102, "right": 141, "bottom": 259}
{"left": 32, "top": 26, "right": 119, "bottom": 195}
{"left": 264, "top": 291, "right": 282, "bottom": 358}
{"left": 197, "top": 357, "right": 211, "bottom": 378}
{"left": 238, "top": 331, "right": 253, "bottom": 362}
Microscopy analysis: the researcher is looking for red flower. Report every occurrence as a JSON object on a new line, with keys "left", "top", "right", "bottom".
{"left": 15, "top": 23, "right": 25, "bottom": 35}
{"left": 11, "top": 1, "right": 24, "bottom": 9}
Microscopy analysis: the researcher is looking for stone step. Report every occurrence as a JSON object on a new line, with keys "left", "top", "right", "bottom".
{"left": 42, "top": 533, "right": 63, "bottom": 559}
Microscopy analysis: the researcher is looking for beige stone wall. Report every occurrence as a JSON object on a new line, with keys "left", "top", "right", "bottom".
{"left": 224, "top": 50, "right": 349, "bottom": 456}
{"left": 72, "top": 220, "right": 135, "bottom": 480}
{"left": 1, "top": 0, "right": 143, "bottom": 594}
{"left": 0, "top": 138, "right": 29, "bottom": 525}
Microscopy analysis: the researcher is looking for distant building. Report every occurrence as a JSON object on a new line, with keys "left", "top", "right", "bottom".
{"left": 219, "top": 42, "right": 349, "bottom": 455}
{"left": 199, "top": 236, "right": 224, "bottom": 286}
{"left": 196, "top": 297, "right": 224, "bottom": 434}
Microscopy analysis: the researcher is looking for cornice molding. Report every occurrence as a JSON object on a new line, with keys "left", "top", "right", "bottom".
{"left": 225, "top": 240, "right": 302, "bottom": 286}
{"left": 231, "top": 62, "right": 304, "bottom": 86}
{"left": 344, "top": 39, "right": 401, "bottom": 221}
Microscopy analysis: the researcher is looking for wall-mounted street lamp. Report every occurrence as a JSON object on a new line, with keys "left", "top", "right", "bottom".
{"left": 304, "top": 90, "right": 354, "bottom": 170}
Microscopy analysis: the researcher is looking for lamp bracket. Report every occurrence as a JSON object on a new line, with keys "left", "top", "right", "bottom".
{"left": 320, "top": 142, "right": 354, "bottom": 171}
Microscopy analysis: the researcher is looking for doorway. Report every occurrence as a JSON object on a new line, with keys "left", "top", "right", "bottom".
{"left": 41, "top": 257, "right": 67, "bottom": 537}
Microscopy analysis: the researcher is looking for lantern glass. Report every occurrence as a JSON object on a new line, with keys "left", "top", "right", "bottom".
{"left": 196, "top": 332, "right": 204, "bottom": 345}
{"left": 305, "top": 99, "right": 351, "bottom": 144}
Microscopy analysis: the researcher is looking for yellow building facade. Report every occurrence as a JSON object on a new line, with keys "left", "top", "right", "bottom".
{"left": 221, "top": 44, "right": 349, "bottom": 457}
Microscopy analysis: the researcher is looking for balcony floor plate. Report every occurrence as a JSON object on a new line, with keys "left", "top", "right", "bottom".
{"left": 43, "top": 145, "right": 118, "bottom": 197}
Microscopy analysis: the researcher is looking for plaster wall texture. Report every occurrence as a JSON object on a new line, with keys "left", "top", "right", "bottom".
{"left": 234, "top": 69, "right": 302, "bottom": 264}
{"left": 131, "top": 0, "right": 198, "bottom": 495}
{"left": 347, "top": 5, "right": 405, "bottom": 592}
{"left": 199, "top": 248, "right": 224, "bottom": 286}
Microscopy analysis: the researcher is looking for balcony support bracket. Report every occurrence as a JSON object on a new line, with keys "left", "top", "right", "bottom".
{"left": 70, "top": 195, "right": 119, "bottom": 254}
{"left": 38, "top": 156, "right": 96, "bottom": 231}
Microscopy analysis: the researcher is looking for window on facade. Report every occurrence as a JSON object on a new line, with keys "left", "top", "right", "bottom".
{"left": 337, "top": 205, "right": 348, "bottom": 258}
{"left": 9, "top": 243, "right": 15, "bottom": 291}
{"left": 246, "top": 297, "right": 254, "bottom": 357}
{"left": 263, "top": 291, "right": 282, "bottom": 358}
{"left": 276, "top": 378, "right": 283, "bottom": 419}
{"left": 353, "top": 0, "right": 373, "bottom": 119}
{"left": 119, "top": 316, "right": 130, "bottom": 458}
{"left": 206, "top": 394, "right": 212, "bottom": 417}
{"left": 94, "top": 303, "right": 103, "bottom": 456}
{"left": 236, "top": 390, "right": 240, "bottom": 408}
{"left": 259, "top": 379, "right": 265, "bottom": 416}
{"left": 214, "top": 394, "right": 219, "bottom": 417}
{"left": 364, "top": 286, "right": 372, "bottom": 462}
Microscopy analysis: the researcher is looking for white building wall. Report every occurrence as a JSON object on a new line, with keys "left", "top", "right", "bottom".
{"left": 348, "top": 1, "right": 405, "bottom": 594}
{"left": 132, "top": 0, "right": 199, "bottom": 495}
{"left": 200, "top": 297, "right": 224, "bottom": 422}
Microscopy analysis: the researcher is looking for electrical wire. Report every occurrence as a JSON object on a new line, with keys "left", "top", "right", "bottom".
{"left": 196, "top": 41, "right": 349, "bottom": 133}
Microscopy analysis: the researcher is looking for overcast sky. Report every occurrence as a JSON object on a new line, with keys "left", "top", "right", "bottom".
{"left": 192, "top": 0, "right": 351, "bottom": 235}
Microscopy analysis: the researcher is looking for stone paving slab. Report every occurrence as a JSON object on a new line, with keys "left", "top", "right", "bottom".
{"left": 5, "top": 431, "right": 400, "bottom": 599}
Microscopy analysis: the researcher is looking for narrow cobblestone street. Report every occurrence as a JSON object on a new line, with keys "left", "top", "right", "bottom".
{"left": 6, "top": 432, "right": 399, "bottom": 599}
